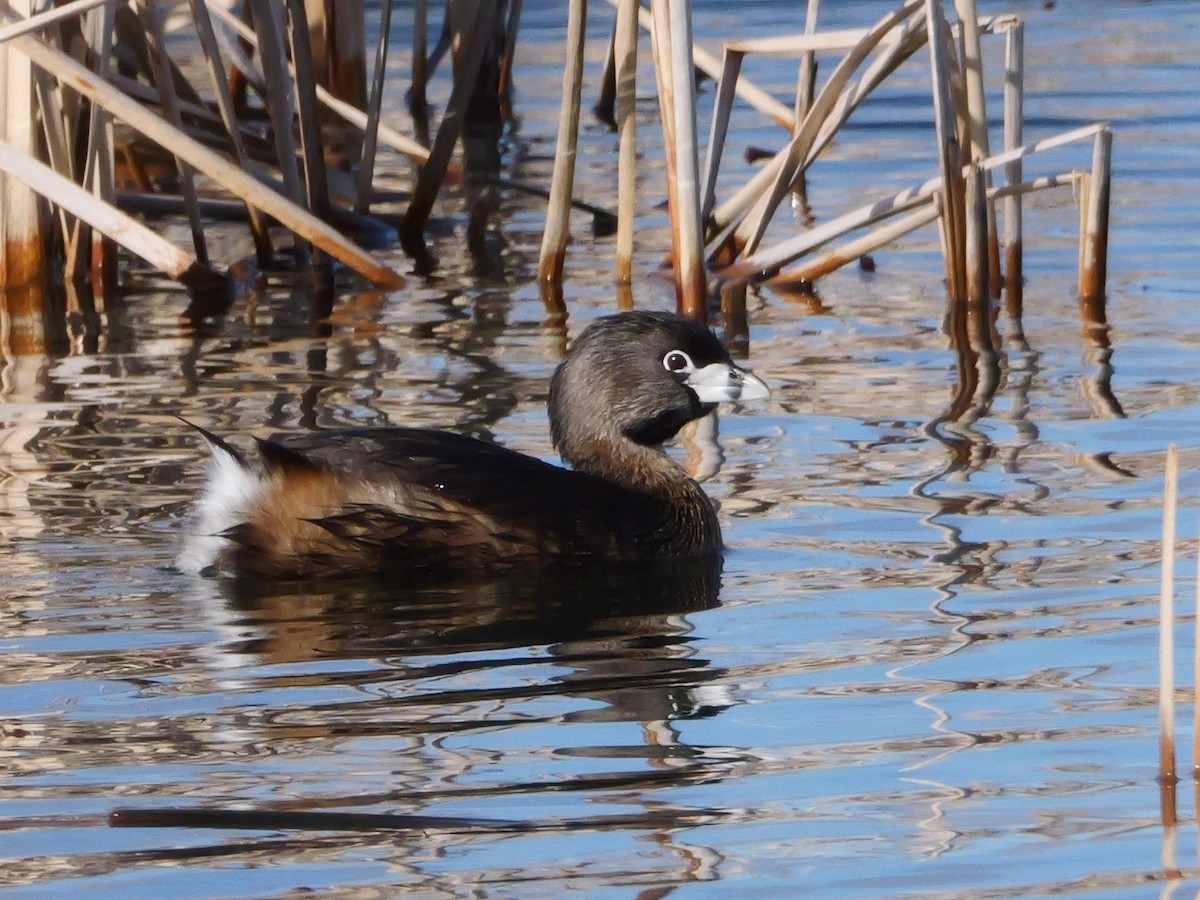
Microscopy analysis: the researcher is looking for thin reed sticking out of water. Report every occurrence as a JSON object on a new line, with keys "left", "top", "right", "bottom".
{"left": 1160, "top": 444, "right": 1178, "bottom": 793}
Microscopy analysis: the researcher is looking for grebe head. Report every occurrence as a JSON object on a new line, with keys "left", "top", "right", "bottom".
{"left": 548, "top": 311, "right": 769, "bottom": 474}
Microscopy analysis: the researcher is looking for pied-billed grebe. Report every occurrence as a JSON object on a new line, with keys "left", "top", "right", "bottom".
{"left": 176, "top": 311, "right": 769, "bottom": 577}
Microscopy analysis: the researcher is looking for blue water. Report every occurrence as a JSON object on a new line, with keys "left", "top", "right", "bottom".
{"left": 2, "top": 0, "right": 1199, "bottom": 895}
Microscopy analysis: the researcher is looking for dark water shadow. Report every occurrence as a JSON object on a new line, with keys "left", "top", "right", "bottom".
{"left": 113, "top": 559, "right": 731, "bottom": 858}
{"left": 215, "top": 558, "right": 723, "bottom": 665}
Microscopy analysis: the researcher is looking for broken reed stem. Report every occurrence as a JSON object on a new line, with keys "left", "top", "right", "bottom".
{"left": 614, "top": 0, "right": 638, "bottom": 286}
{"left": 536, "top": 0, "right": 587, "bottom": 285}
{"left": 1079, "top": 125, "right": 1112, "bottom": 306}
{"left": 1161, "top": 444, "right": 1178, "bottom": 785}
{"left": 705, "top": 0, "right": 924, "bottom": 259}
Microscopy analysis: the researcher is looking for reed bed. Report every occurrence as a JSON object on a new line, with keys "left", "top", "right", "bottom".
{"left": 0, "top": 0, "right": 1114, "bottom": 348}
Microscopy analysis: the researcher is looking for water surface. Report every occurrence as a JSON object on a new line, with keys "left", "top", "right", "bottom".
{"left": 3, "top": 1, "right": 1200, "bottom": 895}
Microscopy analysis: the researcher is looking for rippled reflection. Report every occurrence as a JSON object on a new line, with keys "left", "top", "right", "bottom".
{"left": 3, "top": 1, "right": 1200, "bottom": 895}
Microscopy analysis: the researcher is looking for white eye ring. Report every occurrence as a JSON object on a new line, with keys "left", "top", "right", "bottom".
{"left": 663, "top": 350, "right": 695, "bottom": 374}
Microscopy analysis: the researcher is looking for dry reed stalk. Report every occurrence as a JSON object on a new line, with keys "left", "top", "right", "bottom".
{"left": 0, "top": 0, "right": 44, "bottom": 291}
{"left": 648, "top": 0, "right": 702, "bottom": 316}
{"left": 536, "top": 0, "right": 587, "bottom": 286}
{"left": 138, "top": 0, "right": 209, "bottom": 267}
{"left": 964, "top": 163, "right": 993, "bottom": 353}
{"left": 246, "top": 0, "right": 308, "bottom": 269}
{"left": 727, "top": 12, "right": 1016, "bottom": 56}
{"left": 762, "top": 170, "right": 1073, "bottom": 292}
{"left": 595, "top": 17, "right": 618, "bottom": 127}
{"left": 499, "top": 0, "right": 523, "bottom": 100}
{"left": 329, "top": 0, "right": 368, "bottom": 107}
{"left": 5, "top": 26, "right": 404, "bottom": 286}
{"left": 613, "top": 0, "right": 793, "bottom": 128}
{"left": 300, "top": 0, "right": 365, "bottom": 107}
{"left": 75, "top": 2, "right": 118, "bottom": 297}
{"left": 727, "top": 168, "right": 1073, "bottom": 285}
{"left": 666, "top": 0, "right": 707, "bottom": 319}
{"left": 114, "top": 7, "right": 207, "bottom": 107}
{"left": 615, "top": 281, "right": 634, "bottom": 311}
{"left": 1002, "top": 20, "right": 1024, "bottom": 321}
{"left": 925, "top": 0, "right": 965, "bottom": 302}
{"left": 285, "top": 0, "right": 332, "bottom": 221}
{"left": 648, "top": 0, "right": 679, "bottom": 274}
{"left": 952, "top": 0, "right": 1001, "bottom": 298}
{"left": 733, "top": 0, "right": 924, "bottom": 258}
{"left": 946, "top": 25, "right": 969, "bottom": 155}
{"left": 805, "top": 17, "right": 928, "bottom": 173}
{"left": 244, "top": 1, "right": 304, "bottom": 201}
{"left": 0, "top": 0, "right": 108, "bottom": 43}
{"left": 302, "top": 0, "right": 328, "bottom": 91}
{"left": 705, "top": 0, "right": 923, "bottom": 254}
{"left": 1079, "top": 126, "right": 1112, "bottom": 305}
{"left": 792, "top": 0, "right": 820, "bottom": 126}
{"left": 30, "top": 68, "right": 74, "bottom": 246}
{"left": 401, "top": 1, "right": 498, "bottom": 241}
{"left": 354, "top": 0, "right": 395, "bottom": 214}
{"left": 206, "top": 2, "right": 431, "bottom": 165}
{"left": 0, "top": 136, "right": 205, "bottom": 281}
{"left": 700, "top": 48, "right": 742, "bottom": 225}
{"left": 720, "top": 281, "right": 748, "bottom": 346}
{"left": 793, "top": 0, "right": 821, "bottom": 126}
{"left": 965, "top": 163, "right": 987, "bottom": 306}
{"left": 189, "top": 0, "right": 273, "bottom": 264}
{"left": 1160, "top": 444, "right": 1179, "bottom": 785}
{"left": 767, "top": 203, "right": 940, "bottom": 287}
{"left": 614, "top": 0, "right": 638, "bottom": 285}
{"left": 728, "top": 27, "right": 916, "bottom": 56}
{"left": 1195, "top": 503, "right": 1200, "bottom": 777}
{"left": 105, "top": 73, "right": 232, "bottom": 136}
{"left": 410, "top": 0, "right": 428, "bottom": 119}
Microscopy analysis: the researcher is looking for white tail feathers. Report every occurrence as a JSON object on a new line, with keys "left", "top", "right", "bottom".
{"left": 175, "top": 434, "right": 265, "bottom": 575}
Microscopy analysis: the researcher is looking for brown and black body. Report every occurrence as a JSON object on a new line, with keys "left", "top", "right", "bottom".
{"left": 177, "top": 312, "right": 769, "bottom": 578}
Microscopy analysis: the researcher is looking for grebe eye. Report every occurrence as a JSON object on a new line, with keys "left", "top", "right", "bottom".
{"left": 663, "top": 350, "right": 694, "bottom": 373}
